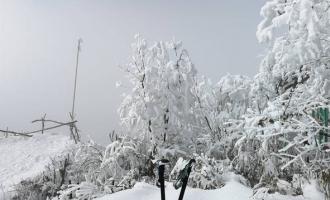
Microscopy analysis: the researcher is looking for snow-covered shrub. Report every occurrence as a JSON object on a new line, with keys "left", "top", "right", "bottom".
{"left": 58, "top": 136, "right": 152, "bottom": 198}
{"left": 72, "top": 140, "right": 105, "bottom": 185}
{"left": 170, "top": 155, "right": 224, "bottom": 190}
{"left": 58, "top": 181, "right": 101, "bottom": 200}
{"left": 192, "top": 74, "right": 251, "bottom": 159}
{"left": 54, "top": 141, "right": 105, "bottom": 199}
{"left": 231, "top": 134, "right": 263, "bottom": 187}
{"left": 13, "top": 180, "right": 46, "bottom": 200}
{"left": 13, "top": 153, "right": 77, "bottom": 200}
{"left": 100, "top": 137, "right": 145, "bottom": 183}
{"left": 13, "top": 136, "right": 150, "bottom": 199}
{"left": 251, "top": 178, "right": 301, "bottom": 200}
{"left": 214, "top": 74, "right": 251, "bottom": 119}
{"left": 319, "top": 169, "right": 330, "bottom": 200}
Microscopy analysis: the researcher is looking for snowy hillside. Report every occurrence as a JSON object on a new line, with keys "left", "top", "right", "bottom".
{"left": 0, "top": 133, "right": 75, "bottom": 198}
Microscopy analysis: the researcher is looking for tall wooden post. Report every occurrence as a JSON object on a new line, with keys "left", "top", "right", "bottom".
{"left": 71, "top": 38, "right": 82, "bottom": 119}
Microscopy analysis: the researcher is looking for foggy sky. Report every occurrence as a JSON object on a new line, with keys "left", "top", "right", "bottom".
{"left": 0, "top": 0, "right": 266, "bottom": 145}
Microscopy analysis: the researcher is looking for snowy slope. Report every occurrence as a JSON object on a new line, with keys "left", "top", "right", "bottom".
{"left": 95, "top": 179, "right": 324, "bottom": 200}
{"left": 0, "top": 133, "right": 74, "bottom": 195}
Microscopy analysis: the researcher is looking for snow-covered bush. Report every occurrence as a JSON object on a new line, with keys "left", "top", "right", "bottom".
{"left": 193, "top": 75, "right": 251, "bottom": 159}
{"left": 231, "top": 134, "right": 263, "bottom": 187}
{"left": 13, "top": 179, "right": 46, "bottom": 200}
{"left": 13, "top": 136, "right": 153, "bottom": 199}
{"left": 54, "top": 140, "right": 106, "bottom": 199}
{"left": 214, "top": 74, "right": 251, "bottom": 119}
{"left": 100, "top": 136, "right": 149, "bottom": 184}
{"left": 58, "top": 136, "right": 154, "bottom": 198}
{"left": 13, "top": 153, "right": 77, "bottom": 200}
{"left": 73, "top": 140, "right": 105, "bottom": 185}
{"left": 58, "top": 181, "right": 100, "bottom": 200}
{"left": 170, "top": 155, "right": 224, "bottom": 190}
{"left": 319, "top": 169, "right": 330, "bottom": 200}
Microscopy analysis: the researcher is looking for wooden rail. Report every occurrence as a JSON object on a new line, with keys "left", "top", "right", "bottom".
{"left": 0, "top": 129, "right": 32, "bottom": 137}
{"left": 0, "top": 121, "right": 76, "bottom": 137}
{"left": 1, "top": 115, "right": 80, "bottom": 144}
{"left": 28, "top": 121, "right": 77, "bottom": 134}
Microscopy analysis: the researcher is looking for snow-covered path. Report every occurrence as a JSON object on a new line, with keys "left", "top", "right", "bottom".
{"left": 0, "top": 133, "right": 74, "bottom": 191}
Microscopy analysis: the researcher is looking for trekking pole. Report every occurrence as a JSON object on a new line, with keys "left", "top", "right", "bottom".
{"left": 174, "top": 159, "right": 196, "bottom": 200}
{"left": 156, "top": 159, "right": 170, "bottom": 200}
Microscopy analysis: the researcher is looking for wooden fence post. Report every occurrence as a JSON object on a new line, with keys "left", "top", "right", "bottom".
{"left": 5, "top": 127, "right": 8, "bottom": 138}
{"left": 69, "top": 113, "right": 79, "bottom": 144}
{"left": 41, "top": 114, "right": 46, "bottom": 134}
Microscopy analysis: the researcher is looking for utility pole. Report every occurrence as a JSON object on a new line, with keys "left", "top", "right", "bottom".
{"left": 70, "top": 38, "right": 82, "bottom": 144}
{"left": 71, "top": 38, "right": 83, "bottom": 118}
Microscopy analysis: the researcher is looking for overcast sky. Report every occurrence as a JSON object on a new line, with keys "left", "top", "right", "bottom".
{"left": 0, "top": 0, "right": 266, "bottom": 144}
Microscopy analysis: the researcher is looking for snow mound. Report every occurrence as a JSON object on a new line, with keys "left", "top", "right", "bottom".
{"left": 95, "top": 181, "right": 247, "bottom": 200}
{"left": 95, "top": 179, "right": 323, "bottom": 200}
{"left": 95, "top": 181, "right": 251, "bottom": 200}
{"left": 0, "top": 133, "right": 74, "bottom": 191}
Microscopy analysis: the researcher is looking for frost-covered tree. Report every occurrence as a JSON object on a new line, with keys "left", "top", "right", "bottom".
{"left": 247, "top": 0, "right": 330, "bottom": 197}
{"left": 192, "top": 74, "right": 251, "bottom": 160}
{"left": 119, "top": 35, "right": 205, "bottom": 159}
{"left": 256, "top": 0, "right": 330, "bottom": 97}
{"left": 215, "top": 74, "right": 251, "bottom": 119}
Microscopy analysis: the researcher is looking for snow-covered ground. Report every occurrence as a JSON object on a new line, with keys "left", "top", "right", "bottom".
{"left": 0, "top": 133, "right": 325, "bottom": 200}
{"left": 95, "top": 178, "right": 324, "bottom": 200}
{"left": 0, "top": 133, "right": 74, "bottom": 198}
{"left": 96, "top": 181, "right": 251, "bottom": 200}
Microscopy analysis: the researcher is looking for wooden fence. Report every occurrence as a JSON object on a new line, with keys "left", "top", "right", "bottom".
{"left": 0, "top": 114, "right": 80, "bottom": 144}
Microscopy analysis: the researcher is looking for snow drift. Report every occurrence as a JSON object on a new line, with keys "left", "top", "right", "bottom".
{"left": 0, "top": 133, "right": 74, "bottom": 199}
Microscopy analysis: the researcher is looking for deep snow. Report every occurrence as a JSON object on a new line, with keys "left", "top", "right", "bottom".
{"left": 95, "top": 179, "right": 324, "bottom": 200}
{"left": 95, "top": 181, "right": 251, "bottom": 200}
